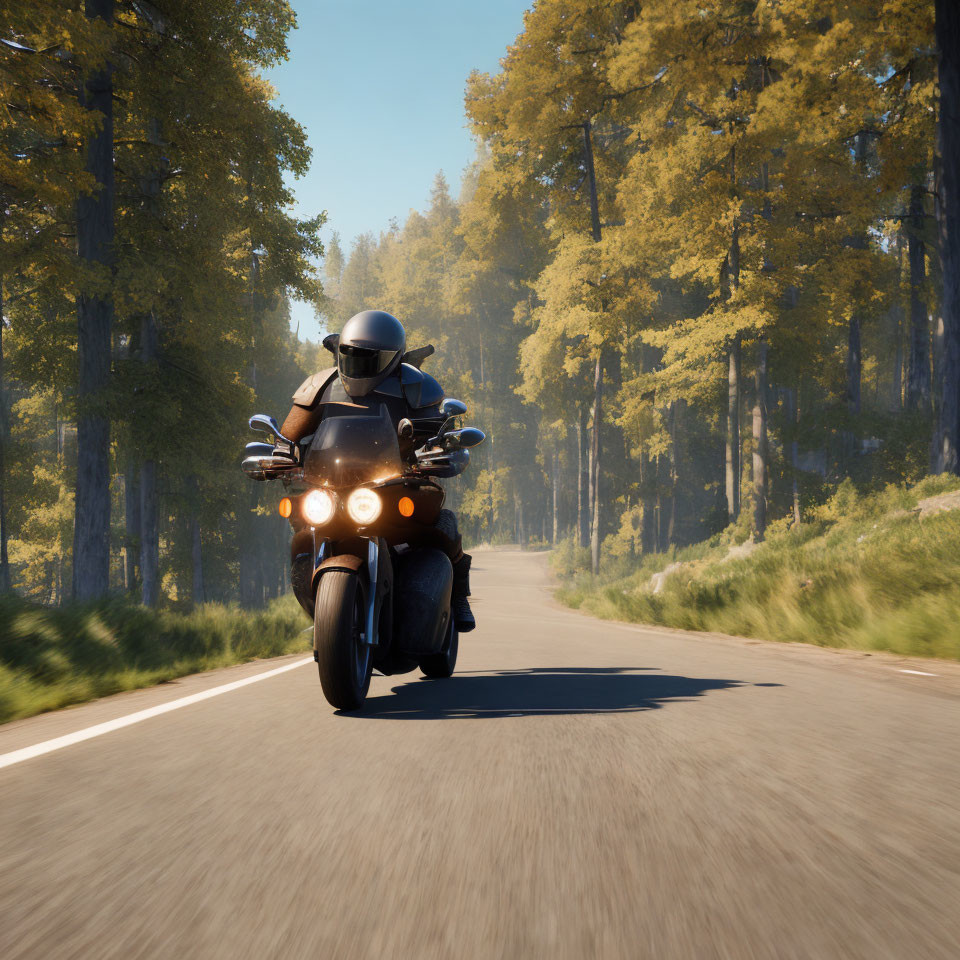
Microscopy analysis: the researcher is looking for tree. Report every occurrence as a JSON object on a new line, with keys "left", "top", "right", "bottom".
{"left": 72, "top": 0, "right": 115, "bottom": 600}
{"left": 937, "top": 0, "right": 960, "bottom": 473}
{"left": 2, "top": 0, "right": 323, "bottom": 606}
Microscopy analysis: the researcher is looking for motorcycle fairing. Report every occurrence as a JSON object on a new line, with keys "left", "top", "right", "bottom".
{"left": 302, "top": 404, "right": 404, "bottom": 487}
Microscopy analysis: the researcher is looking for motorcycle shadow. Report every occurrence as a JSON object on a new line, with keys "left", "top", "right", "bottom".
{"left": 352, "top": 666, "right": 743, "bottom": 719}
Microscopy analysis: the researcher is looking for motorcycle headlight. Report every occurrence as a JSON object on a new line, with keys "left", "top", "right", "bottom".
{"left": 302, "top": 488, "right": 335, "bottom": 526}
{"left": 346, "top": 488, "right": 381, "bottom": 525}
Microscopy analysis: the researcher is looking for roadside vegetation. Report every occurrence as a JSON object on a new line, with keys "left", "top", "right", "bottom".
{"left": 3, "top": 3, "right": 959, "bottom": 714}
{"left": 555, "top": 475, "right": 960, "bottom": 662}
{"left": 0, "top": 596, "right": 309, "bottom": 724}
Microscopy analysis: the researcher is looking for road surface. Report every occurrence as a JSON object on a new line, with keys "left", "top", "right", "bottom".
{"left": 2, "top": 549, "right": 959, "bottom": 959}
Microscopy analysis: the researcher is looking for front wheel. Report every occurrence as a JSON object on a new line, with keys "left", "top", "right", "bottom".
{"left": 420, "top": 611, "right": 458, "bottom": 678}
{"left": 314, "top": 571, "right": 372, "bottom": 710}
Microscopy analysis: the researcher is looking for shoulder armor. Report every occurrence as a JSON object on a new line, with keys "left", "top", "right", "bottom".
{"left": 418, "top": 372, "right": 444, "bottom": 408}
{"left": 373, "top": 374, "right": 403, "bottom": 398}
{"left": 292, "top": 367, "right": 337, "bottom": 408}
{"left": 399, "top": 363, "right": 443, "bottom": 408}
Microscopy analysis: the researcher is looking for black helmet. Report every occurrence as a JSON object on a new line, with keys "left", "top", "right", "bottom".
{"left": 337, "top": 310, "right": 406, "bottom": 397}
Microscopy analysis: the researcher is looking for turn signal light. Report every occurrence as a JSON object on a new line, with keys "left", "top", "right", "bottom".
{"left": 398, "top": 496, "right": 414, "bottom": 517}
{"left": 278, "top": 497, "right": 292, "bottom": 518}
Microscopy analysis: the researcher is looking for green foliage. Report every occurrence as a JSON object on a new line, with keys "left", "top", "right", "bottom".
{"left": 1, "top": 1, "right": 323, "bottom": 605}
{"left": 454, "top": 0, "right": 945, "bottom": 559}
{"left": 0, "top": 593, "right": 309, "bottom": 723}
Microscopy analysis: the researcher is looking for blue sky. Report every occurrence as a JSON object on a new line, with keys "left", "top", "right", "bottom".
{"left": 264, "top": 0, "right": 530, "bottom": 342}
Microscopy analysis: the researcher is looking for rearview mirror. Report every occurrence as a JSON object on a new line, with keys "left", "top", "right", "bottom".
{"left": 442, "top": 427, "right": 485, "bottom": 450}
{"left": 439, "top": 398, "right": 467, "bottom": 418}
{"left": 249, "top": 413, "right": 281, "bottom": 436}
{"left": 249, "top": 413, "right": 295, "bottom": 448}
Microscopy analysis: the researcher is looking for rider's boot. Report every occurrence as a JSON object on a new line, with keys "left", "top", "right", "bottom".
{"left": 452, "top": 554, "right": 476, "bottom": 633}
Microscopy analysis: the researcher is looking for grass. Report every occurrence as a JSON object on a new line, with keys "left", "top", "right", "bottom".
{"left": 555, "top": 474, "right": 960, "bottom": 661}
{"left": 0, "top": 593, "right": 311, "bottom": 724}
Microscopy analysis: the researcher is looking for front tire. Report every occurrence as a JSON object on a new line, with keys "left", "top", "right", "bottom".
{"left": 314, "top": 571, "right": 372, "bottom": 710}
{"left": 420, "top": 611, "right": 458, "bottom": 678}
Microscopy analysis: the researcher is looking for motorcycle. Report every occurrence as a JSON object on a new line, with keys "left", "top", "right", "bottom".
{"left": 241, "top": 398, "right": 484, "bottom": 711}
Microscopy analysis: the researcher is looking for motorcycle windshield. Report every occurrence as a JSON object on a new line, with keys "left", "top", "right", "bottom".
{"left": 302, "top": 405, "right": 403, "bottom": 488}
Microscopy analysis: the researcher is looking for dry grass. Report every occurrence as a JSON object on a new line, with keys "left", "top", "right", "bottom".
{"left": 556, "top": 475, "right": 960, "bottom": 661}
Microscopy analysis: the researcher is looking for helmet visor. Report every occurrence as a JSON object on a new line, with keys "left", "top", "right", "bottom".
{"left": 338, "top": 344, "right": 397, "bottom": 380}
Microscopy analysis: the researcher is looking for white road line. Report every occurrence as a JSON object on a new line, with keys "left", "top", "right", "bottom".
{"left": 0, "top": 657, "right": 314, "bottom": 771}
{"left": 899, "top": 669, "right": 938, "bottom": 677}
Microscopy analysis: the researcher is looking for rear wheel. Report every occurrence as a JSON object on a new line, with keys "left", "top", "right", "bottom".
{"left": 420, "top": 610, "right": 458, "bottom": 678}
{"left": 314, "top": 571, "right": 371, "bottom": 710}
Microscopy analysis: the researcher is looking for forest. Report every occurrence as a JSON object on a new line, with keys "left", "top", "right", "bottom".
{"left": 2, "top": 0, "right": 960, "bottom": 611}
{"left": 327, "top": 0, "right": 960, "bottom": 580}
{"left": 2, "top": 1, "right": 324, "bottom": 607}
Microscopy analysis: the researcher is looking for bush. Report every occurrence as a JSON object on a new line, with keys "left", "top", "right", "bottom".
{"left": 550, "top": 536, "right": 591, "bottom": 578}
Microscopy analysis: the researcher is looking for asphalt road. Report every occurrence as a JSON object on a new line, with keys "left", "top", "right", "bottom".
{"left": 2, "top": 549, "right": 959, "bottom": 960}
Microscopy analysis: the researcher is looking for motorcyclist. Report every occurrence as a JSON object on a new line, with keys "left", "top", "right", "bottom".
{"left": 278, "top": 309, "right": 476, "bottom": 633}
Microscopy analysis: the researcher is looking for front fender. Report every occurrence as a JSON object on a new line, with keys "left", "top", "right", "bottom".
{"left": 311, "top": 541, "right": 388, "bottom": 650}
{"left": 315, "top": 553, "right": 365, "bottom": 576}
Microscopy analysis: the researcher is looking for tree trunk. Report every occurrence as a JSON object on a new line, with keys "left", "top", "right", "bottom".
{"left": 845, "top": 134, "right": 870, "bottom": 432}
{"left": 655, "top": 448, "right": 673, "bottom": 553}
{"left": 0, "top": 275, "right": 10, "bottom": 593}
{"left": 891, "top": 230, "right": 905, "bottom": 412}
{"left": 239, "top": 229, "right": 266, "bottom": 604}
{"left": 666, "top": 400, "right": 680, "bottom": 548}
{"left": 582, "top": 117, "right": 604, "bottom": 566}
{"left": 551, "top": 449, "right": 559, "bottom": 545}
{"left": 139, "top": 312, "right": 159, "bottom": 607}
{"left": 54, "top": 417, "right": 65, "bottom": 604}
{"left": 937, "top": 0, "right": 960, "bottom": 473}
{"left": 140, "top": 459, "right": 159, "bottom": 607}
{"left": 892, "top": 308, "right": 905, "bottom": 413}
{"left": 576, "top": 408, "right": 588, "bottom": 548}
{"left": 723, "top": 144, "right": 742, "bottom": 524}
{"left": 753, "top": 338, "right": 769, "bottom": 541}
{"left": 847, "top": 314, "right": 862, "bottom": 418}
{"left": 786, "top": 385, "right": 801, "bottom": 525}
{"left": 488, "top": 474, "right": 494, "bottom": 541}
{"left": 73, "top": 0, "right": 115, "bottom": 600}
{"left": 123, "top": 457, "right": 140, "bottom": 591}
{"left": 582, "top": 120, "right": 602, "bottom": 243}
{"left": 640, "top": 448, "right": 656, "bottom": 555}
{"left": 589, "top": 350, "right": 603, "bottom": 575}
{"left": 188, "top": 475, "right": 204, "bottom": 605}
{"left": 725, "top": 336, "right": 741, "bottom": 522}
{"left": 908, "top": 182, "right": 931, "bottom": 410}
{"left": 590, "top": 466, "right": 601, "bottom": 574}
